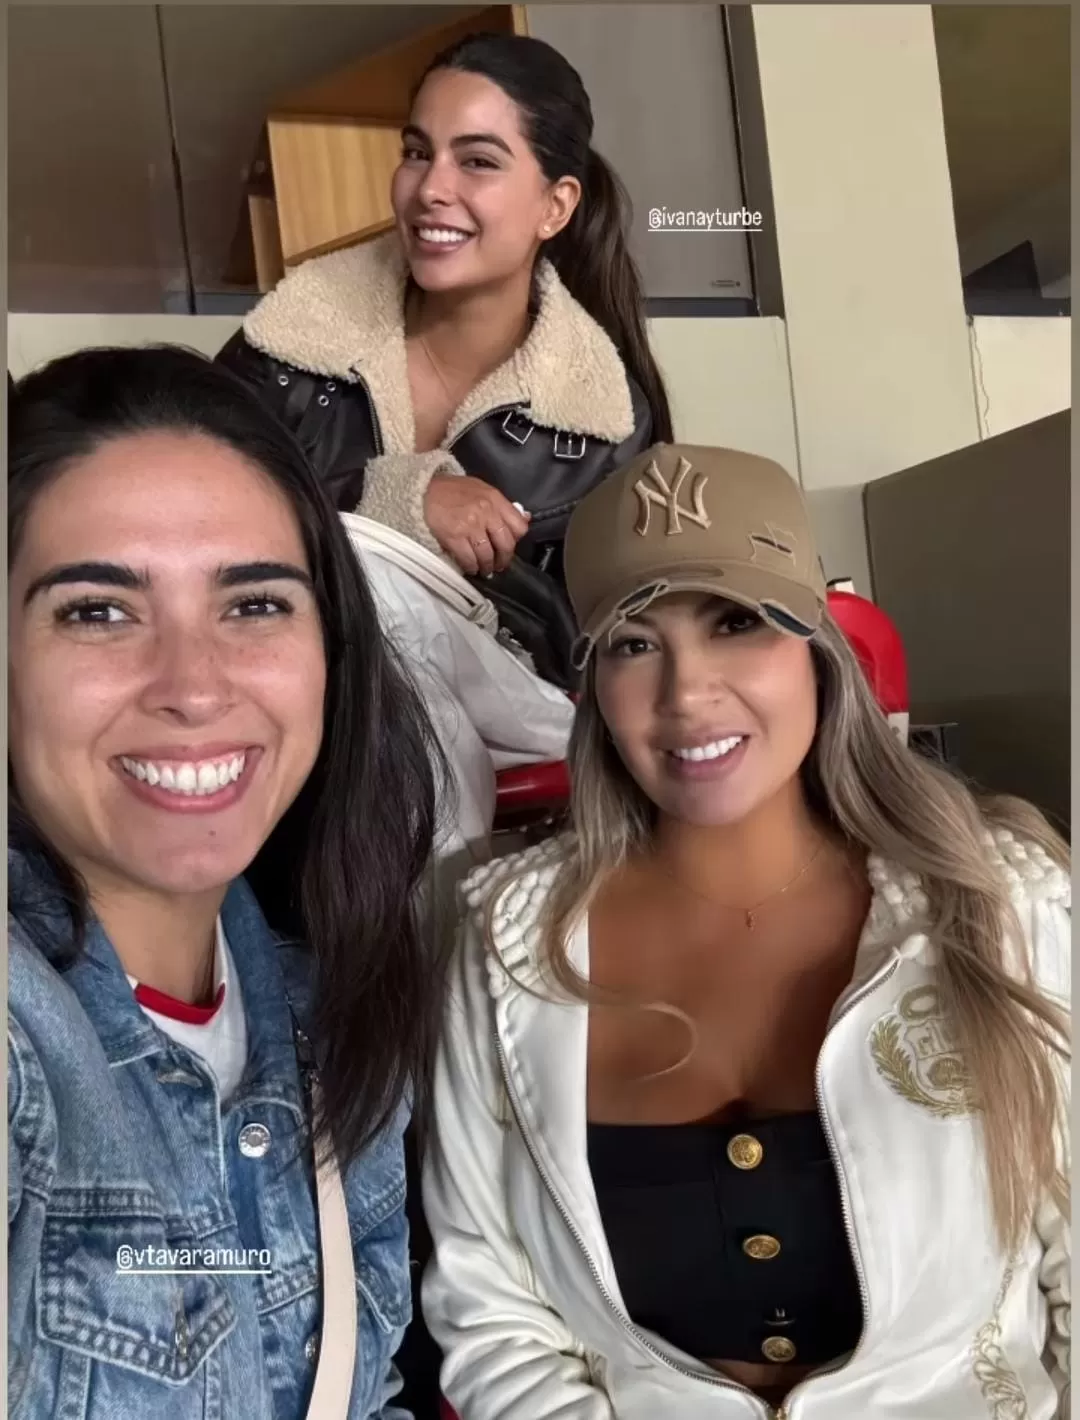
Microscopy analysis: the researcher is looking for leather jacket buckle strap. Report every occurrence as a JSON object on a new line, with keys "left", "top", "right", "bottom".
{"left": 553, "top": 431, "right": 587, "bottom": 460}
{"left": 500, "top": 410, "right": 535, "bottom": 445}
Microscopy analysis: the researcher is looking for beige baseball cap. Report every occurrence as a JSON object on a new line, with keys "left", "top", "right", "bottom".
{"left": 565, "top": 443, "right": 827, "bottom": 668}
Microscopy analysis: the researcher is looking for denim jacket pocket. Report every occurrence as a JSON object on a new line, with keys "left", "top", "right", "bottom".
{"left": 356, "top": 1247, "right": 412, "bottom": 1336}
{"left": 346, "top": 1125, "right": 412, "bottom": 1418}
{"left": 349, "top": 1126, "right": 411, "bottom": 1339}
{"left": 38, "top": 1187, "right": 236, "bottom": 1384}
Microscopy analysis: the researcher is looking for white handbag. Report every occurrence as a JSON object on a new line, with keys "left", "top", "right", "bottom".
{"left": 341, "top": 512, "right": 500, "bottom": 634}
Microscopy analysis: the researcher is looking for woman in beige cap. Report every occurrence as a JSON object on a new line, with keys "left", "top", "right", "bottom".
{"left": 421, "top": 444, "right": 1070, "bottom": 1420}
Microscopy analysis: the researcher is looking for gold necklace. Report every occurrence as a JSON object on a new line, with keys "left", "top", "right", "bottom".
{"left": 418, "top": 331, "right": 460, "bottom": 404}
{"left": 656, "top": 840, "right": 827, "bottom": 931}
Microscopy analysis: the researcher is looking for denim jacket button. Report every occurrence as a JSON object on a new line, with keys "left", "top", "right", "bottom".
{"left": 238, "top": 1122, "right": 272, "bottom": 1158}
{"left": 305, "top": 1333, "right": 319, "bottom": 1362}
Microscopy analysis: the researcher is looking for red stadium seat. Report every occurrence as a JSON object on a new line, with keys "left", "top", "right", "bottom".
{"left": 825, "top": 589, "right": 909, "bottom": 734}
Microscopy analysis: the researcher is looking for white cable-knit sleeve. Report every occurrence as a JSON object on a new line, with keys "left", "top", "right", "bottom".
{"left": 1028, "top": 892, "right": 1071, "bottom": 1413}
{"left": 421, "top": 912, "right": 613, "bottom": 1420}
{"left": 1035, "top": 1186, "right": 1070, "bottom": 1414}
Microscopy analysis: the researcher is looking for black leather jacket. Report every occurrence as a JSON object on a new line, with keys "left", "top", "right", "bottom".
{"left": 214, "top": 234, "right": 654, "bottom": 588}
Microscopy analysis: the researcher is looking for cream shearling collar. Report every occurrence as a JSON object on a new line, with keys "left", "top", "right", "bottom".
{"left": 242, "top": 232, "right": 636, "bottom": 453}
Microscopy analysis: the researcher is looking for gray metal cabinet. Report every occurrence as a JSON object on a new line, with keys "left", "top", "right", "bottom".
{"left": 525, "top": 4, "right": 752, "bottom": 301}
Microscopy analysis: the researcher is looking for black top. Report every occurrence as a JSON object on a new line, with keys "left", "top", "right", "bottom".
{"left": 587, "top": 1111, "right": 863, "bottom": 1367}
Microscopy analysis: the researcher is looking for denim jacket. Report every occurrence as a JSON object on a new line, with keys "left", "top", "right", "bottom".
{"left": 8, "top": 851, "right": 412, "bottom": 1420}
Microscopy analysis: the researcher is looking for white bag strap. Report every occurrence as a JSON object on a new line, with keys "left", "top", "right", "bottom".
{"left": 304, "top": 1080, "right": 358, "bottom": 1419}
{"left": 341, "top": 512, "right": 499, "bottom": 634}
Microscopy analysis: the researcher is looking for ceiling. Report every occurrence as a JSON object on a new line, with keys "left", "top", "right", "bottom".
{"left": 933, "top": 5, "right": 1070, "bottom": 267}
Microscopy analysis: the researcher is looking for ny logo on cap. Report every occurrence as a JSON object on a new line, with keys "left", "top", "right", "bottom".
{"left": 634, "top": 457, "right": 712, "bottom": 538}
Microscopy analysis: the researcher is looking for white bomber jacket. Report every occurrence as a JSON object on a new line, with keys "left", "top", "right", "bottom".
{"left": 422, "top": 828, "right": 1071, "bottom": 1420}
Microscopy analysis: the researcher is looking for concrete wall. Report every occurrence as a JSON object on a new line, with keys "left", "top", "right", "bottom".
{"left": 750, "top": 4, "right": 982, "bottom": 494}
{"left": 968, "top": 315, "right": 1072, "bottom": 439}
{"left": 9, "top": 307, "right": 1071, "bottom": 600}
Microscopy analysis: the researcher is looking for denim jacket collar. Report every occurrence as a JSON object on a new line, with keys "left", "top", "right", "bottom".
{"left": 9, "top": 850, "right": 309, "bottom": 1123}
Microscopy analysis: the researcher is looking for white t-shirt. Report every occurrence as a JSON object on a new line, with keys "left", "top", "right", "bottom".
{"left": 127, "top": 919, "right": 248, "bottom": 1104}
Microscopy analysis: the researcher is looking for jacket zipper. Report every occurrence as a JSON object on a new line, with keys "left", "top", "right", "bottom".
{"left": 761, "top": 953, "right": 902, "bottom": 1419}
{"left": 492, "top": 949, "right": 902, "bottom": 1420}
{"left": 492, "top": 1031, "right": 774, "bottom": 1417}
{"left": 350, "top": 369, "right": 384, "bottom": 457}
{"left": 447, "top": 402, "right": 529, "bottom": 452}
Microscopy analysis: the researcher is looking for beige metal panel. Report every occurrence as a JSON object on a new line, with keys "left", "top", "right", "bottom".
{"left": 8, "top": 314, "right": 243, "bottom": 377}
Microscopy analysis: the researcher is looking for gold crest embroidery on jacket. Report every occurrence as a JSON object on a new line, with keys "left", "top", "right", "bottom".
{"left": 972, "top": 1268, "right": 1028, "bottom": 1419}
{"left": 869, "top": 985, "right": 977, "bottom": 1117}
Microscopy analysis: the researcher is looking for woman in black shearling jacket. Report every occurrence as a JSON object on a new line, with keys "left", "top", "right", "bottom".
{"left": 217, "top": 32, "right": 670, "bottom": 636}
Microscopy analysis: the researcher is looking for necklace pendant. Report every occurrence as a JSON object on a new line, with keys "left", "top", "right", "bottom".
{"left": 745, "top": 910, "right": 755, "bottom": 931}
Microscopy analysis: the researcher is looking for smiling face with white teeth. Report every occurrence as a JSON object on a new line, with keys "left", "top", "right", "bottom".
{"left": 594, "top": 591, "right": 819, "bottom": 829}
{"left": 391, "top": 67, "right": 580, "bottom": 295}
{"left": 8, "top": 428, "right": 327, "bottom": 903}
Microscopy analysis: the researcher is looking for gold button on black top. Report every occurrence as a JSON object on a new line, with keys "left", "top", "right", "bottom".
{"left": 742, "top": 1233, "right": 781, "bottom": 1261}
{"left": 762, "top": 1335, "right": 797, "bottom": 1363}
{"left": 726, "top": 1133, "right": 764, "bottom": 1170}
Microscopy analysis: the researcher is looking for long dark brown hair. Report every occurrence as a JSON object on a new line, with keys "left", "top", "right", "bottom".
{"left": 8, "top": 345, "right": 450, "bottom": 1169}
{"left": 421, "top": 31, "right": 674, "bottom": 443}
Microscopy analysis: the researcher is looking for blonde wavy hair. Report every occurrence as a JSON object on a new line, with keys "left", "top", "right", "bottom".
{"left": 520, "top": 613, "right": 1069, "bottom": 1256}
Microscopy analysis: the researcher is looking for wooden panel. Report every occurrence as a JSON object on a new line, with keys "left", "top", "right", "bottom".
{"left": 268, "top": 117, "right": 402, "bottom": 264}
{"left": 248, "top": 194, "right": 285, "bottom": 292}
{"left": 275, "top": 5, "right": 520, "bottom": 122}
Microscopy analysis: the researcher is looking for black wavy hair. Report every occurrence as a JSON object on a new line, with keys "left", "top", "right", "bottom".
{"left": 419, "top": 31, "right": 674, "bottom": 442}
{"left": 8, "top": 344, "right": 449, "bottom": 1166}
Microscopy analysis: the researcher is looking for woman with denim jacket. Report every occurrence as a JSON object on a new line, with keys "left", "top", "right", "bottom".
{"left": 7, "top": 346, "right": 446, "bottom": 1420}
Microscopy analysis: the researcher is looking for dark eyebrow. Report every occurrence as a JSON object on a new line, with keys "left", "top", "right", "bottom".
{"left": 452, "top": 131, "right": 514, "bottom": 156}
{"left": 216, "top": 561, "right": 313, "bottom": 591}
{"left": 23, "top": 562, "right": 149, "bottom": 606}
{"left": 23, "top": 559, "right": 313, "bottom": 606}
{"left": 401, "top": 123, "right": 514, "bottom": 158}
